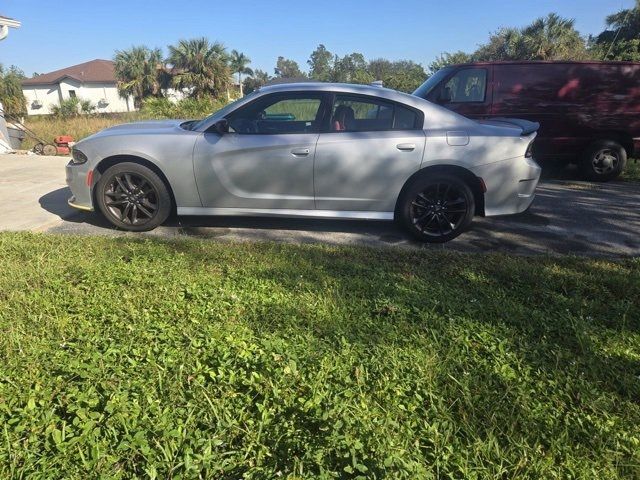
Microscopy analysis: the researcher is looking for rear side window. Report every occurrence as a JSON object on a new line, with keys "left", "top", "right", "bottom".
{"left": 444, "top": 69, "right": 487, "bottom": 103}
{"left": 331, "top": 95, "right": 420, "bottom": 132}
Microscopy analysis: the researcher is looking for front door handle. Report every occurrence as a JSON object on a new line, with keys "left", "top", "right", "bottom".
{"left": 396, "top": 143, "right": 416, "bottom": 152}
{"left": 291, "top": 148, "right": 310, "bottom": 157}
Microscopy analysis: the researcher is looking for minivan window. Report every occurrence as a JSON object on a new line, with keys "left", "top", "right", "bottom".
{"left": 413, "top": 67, "right": 454, "bottom": 98}
{"left": 444, "top": 69, "right": 487, "bottom": 103}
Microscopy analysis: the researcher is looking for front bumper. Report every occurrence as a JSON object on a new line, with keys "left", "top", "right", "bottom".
{"left": 470, "top": 156, "right": 541, "bottom": 217}
{"left": 65, "top": 161, "right": 94, "bottom": 211}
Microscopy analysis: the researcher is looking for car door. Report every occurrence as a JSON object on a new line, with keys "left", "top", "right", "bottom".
{"left": 193, "top": 92, "right": 328, "bottom": 209}
{"left": 314, "top": 94, "right": 426, "bottom": 212}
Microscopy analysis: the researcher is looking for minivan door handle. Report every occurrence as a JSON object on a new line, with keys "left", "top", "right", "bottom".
{"left": 291, "top": 148, "right": 310, "bottom": 157}
{"left": 396, "top": 143, "right": 416, "bottom": 152}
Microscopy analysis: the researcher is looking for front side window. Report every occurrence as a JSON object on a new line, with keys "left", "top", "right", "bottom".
{"left": 331, "top": 95, "right": 420, "bottom": 132}
{"left": 226, "top": 94, "right": 323, "bottom": 134}
{"left": 443, "top": 69, "right": 487, "bottom": 103}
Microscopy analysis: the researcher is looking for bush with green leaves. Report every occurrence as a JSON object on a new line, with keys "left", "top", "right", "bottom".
{"left": 50, "top": 97, "right": 96, "bottom": 118}
{"left": 141, "top": 96, "right": 226, "bottom": 119}
{"left": 0, "top": 64, "right": 27, "bottom": 118}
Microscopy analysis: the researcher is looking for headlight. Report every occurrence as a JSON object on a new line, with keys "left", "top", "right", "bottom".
{"left": 71, "top": 148, "right": 88, "bottom": 165}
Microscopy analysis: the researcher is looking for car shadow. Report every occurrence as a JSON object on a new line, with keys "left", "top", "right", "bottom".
{"left": 38, "top": 187, "right": 413, "bottom": 243}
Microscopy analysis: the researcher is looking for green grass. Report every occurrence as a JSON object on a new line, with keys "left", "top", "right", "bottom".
{"left": 0, "top": 233, "right": 639, "bottom": 479}
{"left": 623, "top": 159, "right": 640, "bottom": 182}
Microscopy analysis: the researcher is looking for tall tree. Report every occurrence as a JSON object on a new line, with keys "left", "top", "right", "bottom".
{"left": 592, "top": 0, "right": 640, "bottom": 61}
{"left": 367, "top": 58, "right": 394, "bottom": 82}
{"left": 0, "top": 65, "right": 26, "bottom": 118}
{"left": 230, "top": 50, "right": 253, "bottom": 97}
{"left": 367, "top": 58, "right": 427, "bottom": 92}
{"left": 332, "top": 53, "right": 370, "bottom": 83}
{"left": 168, "top": 38, "right": 231, "bottom": 99}
{"left": 429, "top": 51, "right": 472, "bottom": 73}
{"left": 114, "top": 46, "right": 167, "bottom": 108}
{"left": 243, "top": 69, "right": 270, "bottom": 94}
{"left": 308, "top": 44, "right": 334, "bottom": 81}
{"left": 274, "top": 56, "right": 305, "bottom": 78}
{"left": 473, "top": 14, "right": 588, "bottom": 61}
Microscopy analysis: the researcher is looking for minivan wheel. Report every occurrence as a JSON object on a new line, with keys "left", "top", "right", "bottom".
{"left": 581, "top": 140, "right": 627, "bottom": 182}
{"left": 96, "top": 162, "right": 172, "bottom": 231}
{"left": 398, "top": 174, "right": 475, "bottom": 243}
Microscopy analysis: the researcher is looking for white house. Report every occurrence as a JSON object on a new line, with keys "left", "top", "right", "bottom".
{"left": 22, "top": 59, "right": 136, "bottom": 115}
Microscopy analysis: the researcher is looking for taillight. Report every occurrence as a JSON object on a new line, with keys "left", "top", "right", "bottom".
{"left": 525, "top": 142, "right": 534, "bottom": 158}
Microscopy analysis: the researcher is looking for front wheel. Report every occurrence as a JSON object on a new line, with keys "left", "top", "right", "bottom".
{"left": 95, "top": 162, "right": 172, "bottom": 231}
{"left": 580, "top": 140, "right": 627, "bottom": 181}
{"left": 398, "top": 174, "right": 475, "bottom": 243}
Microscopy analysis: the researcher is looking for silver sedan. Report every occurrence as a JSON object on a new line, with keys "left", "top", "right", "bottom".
{"left": 66, "top": 83, "right": 541, "bottom": 242}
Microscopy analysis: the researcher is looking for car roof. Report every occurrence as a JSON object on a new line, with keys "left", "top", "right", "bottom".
{"left": 195, "top": 81, "right": 475, "bottom": 132}
{"left": 257, "top": 82, "right": 424, "bottom": 106}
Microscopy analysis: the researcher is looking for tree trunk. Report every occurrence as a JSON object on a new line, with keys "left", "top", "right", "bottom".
{"left": 238, "top": 72, "right": 243, "bottom": 97}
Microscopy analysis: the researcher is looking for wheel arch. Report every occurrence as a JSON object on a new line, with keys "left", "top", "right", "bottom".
{"left": 394, "top": 164, "right": 485, "bottom": 218}
{"left": 588, "top": 131, "right": 634, "bottom": 158}
{"left": 93, "top": 154, "right": 177, "bottom": 214}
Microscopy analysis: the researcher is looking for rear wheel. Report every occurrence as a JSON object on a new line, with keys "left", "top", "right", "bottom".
{"left": 580, "top": 140, "right": 626, "bottom": 181}
{"left": 95, "top": 162, "right": 171, "bottom": 231}
{"left": 398, "top": 173, "right": 475, "bottom": 243}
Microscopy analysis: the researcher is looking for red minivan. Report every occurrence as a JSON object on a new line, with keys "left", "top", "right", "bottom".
{"left": 413, "top": 61, "right": 640, "bottom": 181}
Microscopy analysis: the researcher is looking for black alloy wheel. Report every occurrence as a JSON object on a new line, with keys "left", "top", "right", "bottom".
{"left": 96, "top": 162, "right": 171, "bottom": 231}
{"left": 104, "top": 172, "right": 159, "bottom": 226}
{"left": 399, "top": 174, "right": 475, "bottom": 243}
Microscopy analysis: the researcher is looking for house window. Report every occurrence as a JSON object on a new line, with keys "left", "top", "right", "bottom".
{"left": 68, "top": 90, "right": 77, "bottom": 98}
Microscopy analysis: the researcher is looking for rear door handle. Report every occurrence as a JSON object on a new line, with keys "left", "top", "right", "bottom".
{"left": 396, "top": 143, "right": 416, "bottom": 152}
{"left": 291, "top": 148, "right": 310, "bottom": 157}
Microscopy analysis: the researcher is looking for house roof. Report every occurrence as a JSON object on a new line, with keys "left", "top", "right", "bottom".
{"left": 22, "top": 59, "right": 116, "bottom": 86}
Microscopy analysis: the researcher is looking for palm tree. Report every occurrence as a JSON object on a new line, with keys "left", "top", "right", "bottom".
{"left": 114, "top": 46, "right": 166, "bottom": 108}
{"left": 520, "top": 13, "right": 587, "bottom": 60}
{"left": 230, "top": 50, "right": 253, "bottom": 97}
{"left": 168, "top": 38, "right": 231, "bottom": 99}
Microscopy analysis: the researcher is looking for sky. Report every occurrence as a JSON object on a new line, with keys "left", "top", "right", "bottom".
{"left": 0, "top": 0, "right": 635, "bottom": 78}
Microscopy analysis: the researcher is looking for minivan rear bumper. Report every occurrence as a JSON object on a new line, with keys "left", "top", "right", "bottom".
{"left": 470, "top": 156, "right": 542, "bottom": 217}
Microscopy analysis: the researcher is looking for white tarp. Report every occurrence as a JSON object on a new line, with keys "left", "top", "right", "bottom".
{"left": 0, "top": 101, "right": 12, "bottom": 153}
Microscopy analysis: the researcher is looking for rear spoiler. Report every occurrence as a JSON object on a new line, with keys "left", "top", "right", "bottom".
{"left": 477, "top": 117, "right": 540, "bottom": 136}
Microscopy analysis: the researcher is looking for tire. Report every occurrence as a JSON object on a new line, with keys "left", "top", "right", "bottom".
{"left": 42, "top": 144, "right": 58, "bottom": 156}
{"left": 398, "top": 173, "right": 475, "bottom": 243}
{"left": 580, "top": 140, "right": 627, "bottom": 182}
{"left": 95, "top": 162, "right": 172, "bottom": 231}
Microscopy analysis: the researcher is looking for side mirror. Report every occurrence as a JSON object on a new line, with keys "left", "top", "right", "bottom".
{"left": 213, "top": 118, "right": 229, "bottom": 134}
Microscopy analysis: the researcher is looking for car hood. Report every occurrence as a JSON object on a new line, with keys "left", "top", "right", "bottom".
{"left": 80, "top": 119, "right": 188, "bottom": 142}
{"left": 101, "top": 119, "right": 186, "bottom": 132}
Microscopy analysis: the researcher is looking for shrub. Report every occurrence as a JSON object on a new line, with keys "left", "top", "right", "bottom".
{"left": 141, "top": 96, "right": 226, "bottom": 119}
{"left": 0, "top": 64, "right": 27, "bottom": 118}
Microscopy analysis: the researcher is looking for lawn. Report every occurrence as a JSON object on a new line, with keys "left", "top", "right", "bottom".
{"left": 20, "top": 114, "right": 147, "bottom": 150}
{"left": 623, "top": 158, "right": 640, "bottom": 182}
{"left": 0, "top": 233, "right": 638, "bottom": 479}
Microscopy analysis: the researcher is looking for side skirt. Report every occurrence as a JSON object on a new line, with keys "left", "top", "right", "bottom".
{"left": 177, "top": 207, "right": 394, "bottom": 221}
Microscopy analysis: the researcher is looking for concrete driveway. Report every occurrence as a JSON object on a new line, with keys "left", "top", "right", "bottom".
{"left": 1, "top": 153, "right": 639, "bottom": 257}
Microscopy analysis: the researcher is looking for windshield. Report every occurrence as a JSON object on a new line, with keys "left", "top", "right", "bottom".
{"left": 187, "top": 90, "right": 261, "bottom": 130}
{"left": 412, "top": 67, "right": 454, "bottom": 99}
